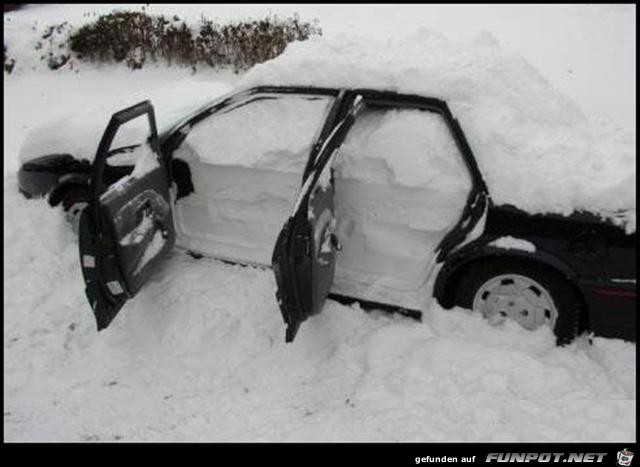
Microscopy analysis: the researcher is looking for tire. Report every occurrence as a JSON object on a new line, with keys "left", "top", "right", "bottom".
{"left": 454, "top": 257, "right": 585, "bottom": 345}
{"left": 60, "top": 187, "right": 90, "bottom": 234}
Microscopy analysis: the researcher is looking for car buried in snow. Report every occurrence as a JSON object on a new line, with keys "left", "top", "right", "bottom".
{"left": 18, "top": 86, "right": 636, "bottom": 344}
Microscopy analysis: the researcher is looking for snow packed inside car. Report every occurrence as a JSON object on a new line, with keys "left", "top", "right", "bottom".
{"left": 18, "top": 86, "right": 636, "bottom": 344}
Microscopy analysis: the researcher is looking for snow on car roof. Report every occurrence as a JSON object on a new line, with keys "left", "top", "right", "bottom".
{"left": 240, "top": 30, "right": 636, "bottom": 233}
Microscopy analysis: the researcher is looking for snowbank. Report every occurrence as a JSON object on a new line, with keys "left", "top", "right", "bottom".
{"left": 12, "top": 28, "right": 635, "bottom": 233}
{"left": 17, "top": 75, "right": 234, "bottom": 166}
{"left": 240, "top": 30, "right": 636, "bottom": 233}
{"left": 3, "top": 177, "right": 635, "bottom": 441}
{"left": 4, "top": 6, "right": 636, "bottom": 443}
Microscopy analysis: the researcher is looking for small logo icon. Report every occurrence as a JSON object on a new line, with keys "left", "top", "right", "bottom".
{"left": 617, "top": 449, "right": 634, "bottom": 467}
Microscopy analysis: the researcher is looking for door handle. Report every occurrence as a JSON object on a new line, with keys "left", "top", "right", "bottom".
{"left": 137, "top": 199, "right": 169, "bottom": 238}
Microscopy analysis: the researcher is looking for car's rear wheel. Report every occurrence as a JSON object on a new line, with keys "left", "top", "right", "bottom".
{"left": 61, "top": 188, "right": 90, "bottom": 233}
{"left": 454, "top": 257, "right": 585, "bottom": 345}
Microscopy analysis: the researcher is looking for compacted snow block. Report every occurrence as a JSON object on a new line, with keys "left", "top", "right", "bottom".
{"left": 173, "top": 94, "right": 332, "bottom": 264}
{"left": 332, "top": 108, "right": 471, "bottom": 309}
{"left": 173, "top": 94, "right": 470, "bottom": 310}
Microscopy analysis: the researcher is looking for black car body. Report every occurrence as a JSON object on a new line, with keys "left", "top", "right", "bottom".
{"left": 18, "top": 86, "right": 636, "bottom": 343}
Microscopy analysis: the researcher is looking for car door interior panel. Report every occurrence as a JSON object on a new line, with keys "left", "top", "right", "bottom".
{"left": 79, "top": 101, "right": 176, "bottom": 330}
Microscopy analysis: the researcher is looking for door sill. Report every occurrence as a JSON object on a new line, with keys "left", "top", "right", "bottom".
{"left": 182, "top": 247, "right": 423, "bottom": 320}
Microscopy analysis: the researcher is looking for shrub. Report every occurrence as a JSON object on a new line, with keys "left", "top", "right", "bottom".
{"left": 67, "top": 10, "right": 321, "bottom": 72}
{"left": 4, "top": 4, "right": 25, "bottom": 13}
{"left": 198, "top": 15, "right": 321, "bottom": 72}
{"left": 4, "top": 45, "right": 16, "bottom": 73}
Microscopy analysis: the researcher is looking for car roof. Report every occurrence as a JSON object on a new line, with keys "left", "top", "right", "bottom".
{"left": 248, "top": 85, "right": 448, "bottom": 110}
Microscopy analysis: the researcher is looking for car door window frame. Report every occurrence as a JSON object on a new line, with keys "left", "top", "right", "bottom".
{"left": 333, "top": 90, "right": 489, "bottom": 260}
{"left": 91, "top": 101, "right": 160, "bottom": 218}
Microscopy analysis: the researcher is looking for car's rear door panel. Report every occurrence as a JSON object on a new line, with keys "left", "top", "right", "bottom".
{"left": 272, "top": 94, "right": 364, "bottom": 342}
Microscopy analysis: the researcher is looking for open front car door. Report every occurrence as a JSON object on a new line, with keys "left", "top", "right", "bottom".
{"left": 272, "top": 95, "right": 364, "bottom": 342}
{"left": 78, "top": 101, "right": 176, "bottom": 330}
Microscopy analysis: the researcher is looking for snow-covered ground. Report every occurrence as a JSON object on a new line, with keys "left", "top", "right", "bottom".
{"left": 3, "top": 4, "right": 636, "bottom": 442}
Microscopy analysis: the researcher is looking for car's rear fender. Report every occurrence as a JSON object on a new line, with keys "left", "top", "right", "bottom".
{"left": 434, "top": 241, "right": 582, "bottom": 309}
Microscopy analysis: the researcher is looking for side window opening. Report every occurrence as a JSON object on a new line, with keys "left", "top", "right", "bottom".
{"left": 100, "top": 114, "right": 158, "bottom": 196}
{"left": 330, "top": 103, "right": 473, "bottom": 310}
{"left": 336, "top": 105, "right": 470, "bottom": 191}
{"left": 170, "top": 93, "right": 335, "bottom": 266}
{"left": 176, "top": 93, "right": 333, "bottom": 173}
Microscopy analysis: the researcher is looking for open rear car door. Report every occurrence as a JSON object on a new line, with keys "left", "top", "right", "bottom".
{"left": 78, "top": 101, "right": 175, "bottom": 330}
{"left": 272, "top": 95, "right": 364, "bottom": 342}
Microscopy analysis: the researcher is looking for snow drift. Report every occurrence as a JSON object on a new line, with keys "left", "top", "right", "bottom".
{"left": 3, "top": 178, "right": 636, "bottom": 441}
{"left": 4, "top": 5, "right": 636, "bottom": 443}
{"left": 17, "top": 77, "right": 235, "bottom": 167}
{"left": 16, "top": 29, "right": 635, "bottom": 232}
{"left": 240, "top": 30, "right": 636, "bottom": 233}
